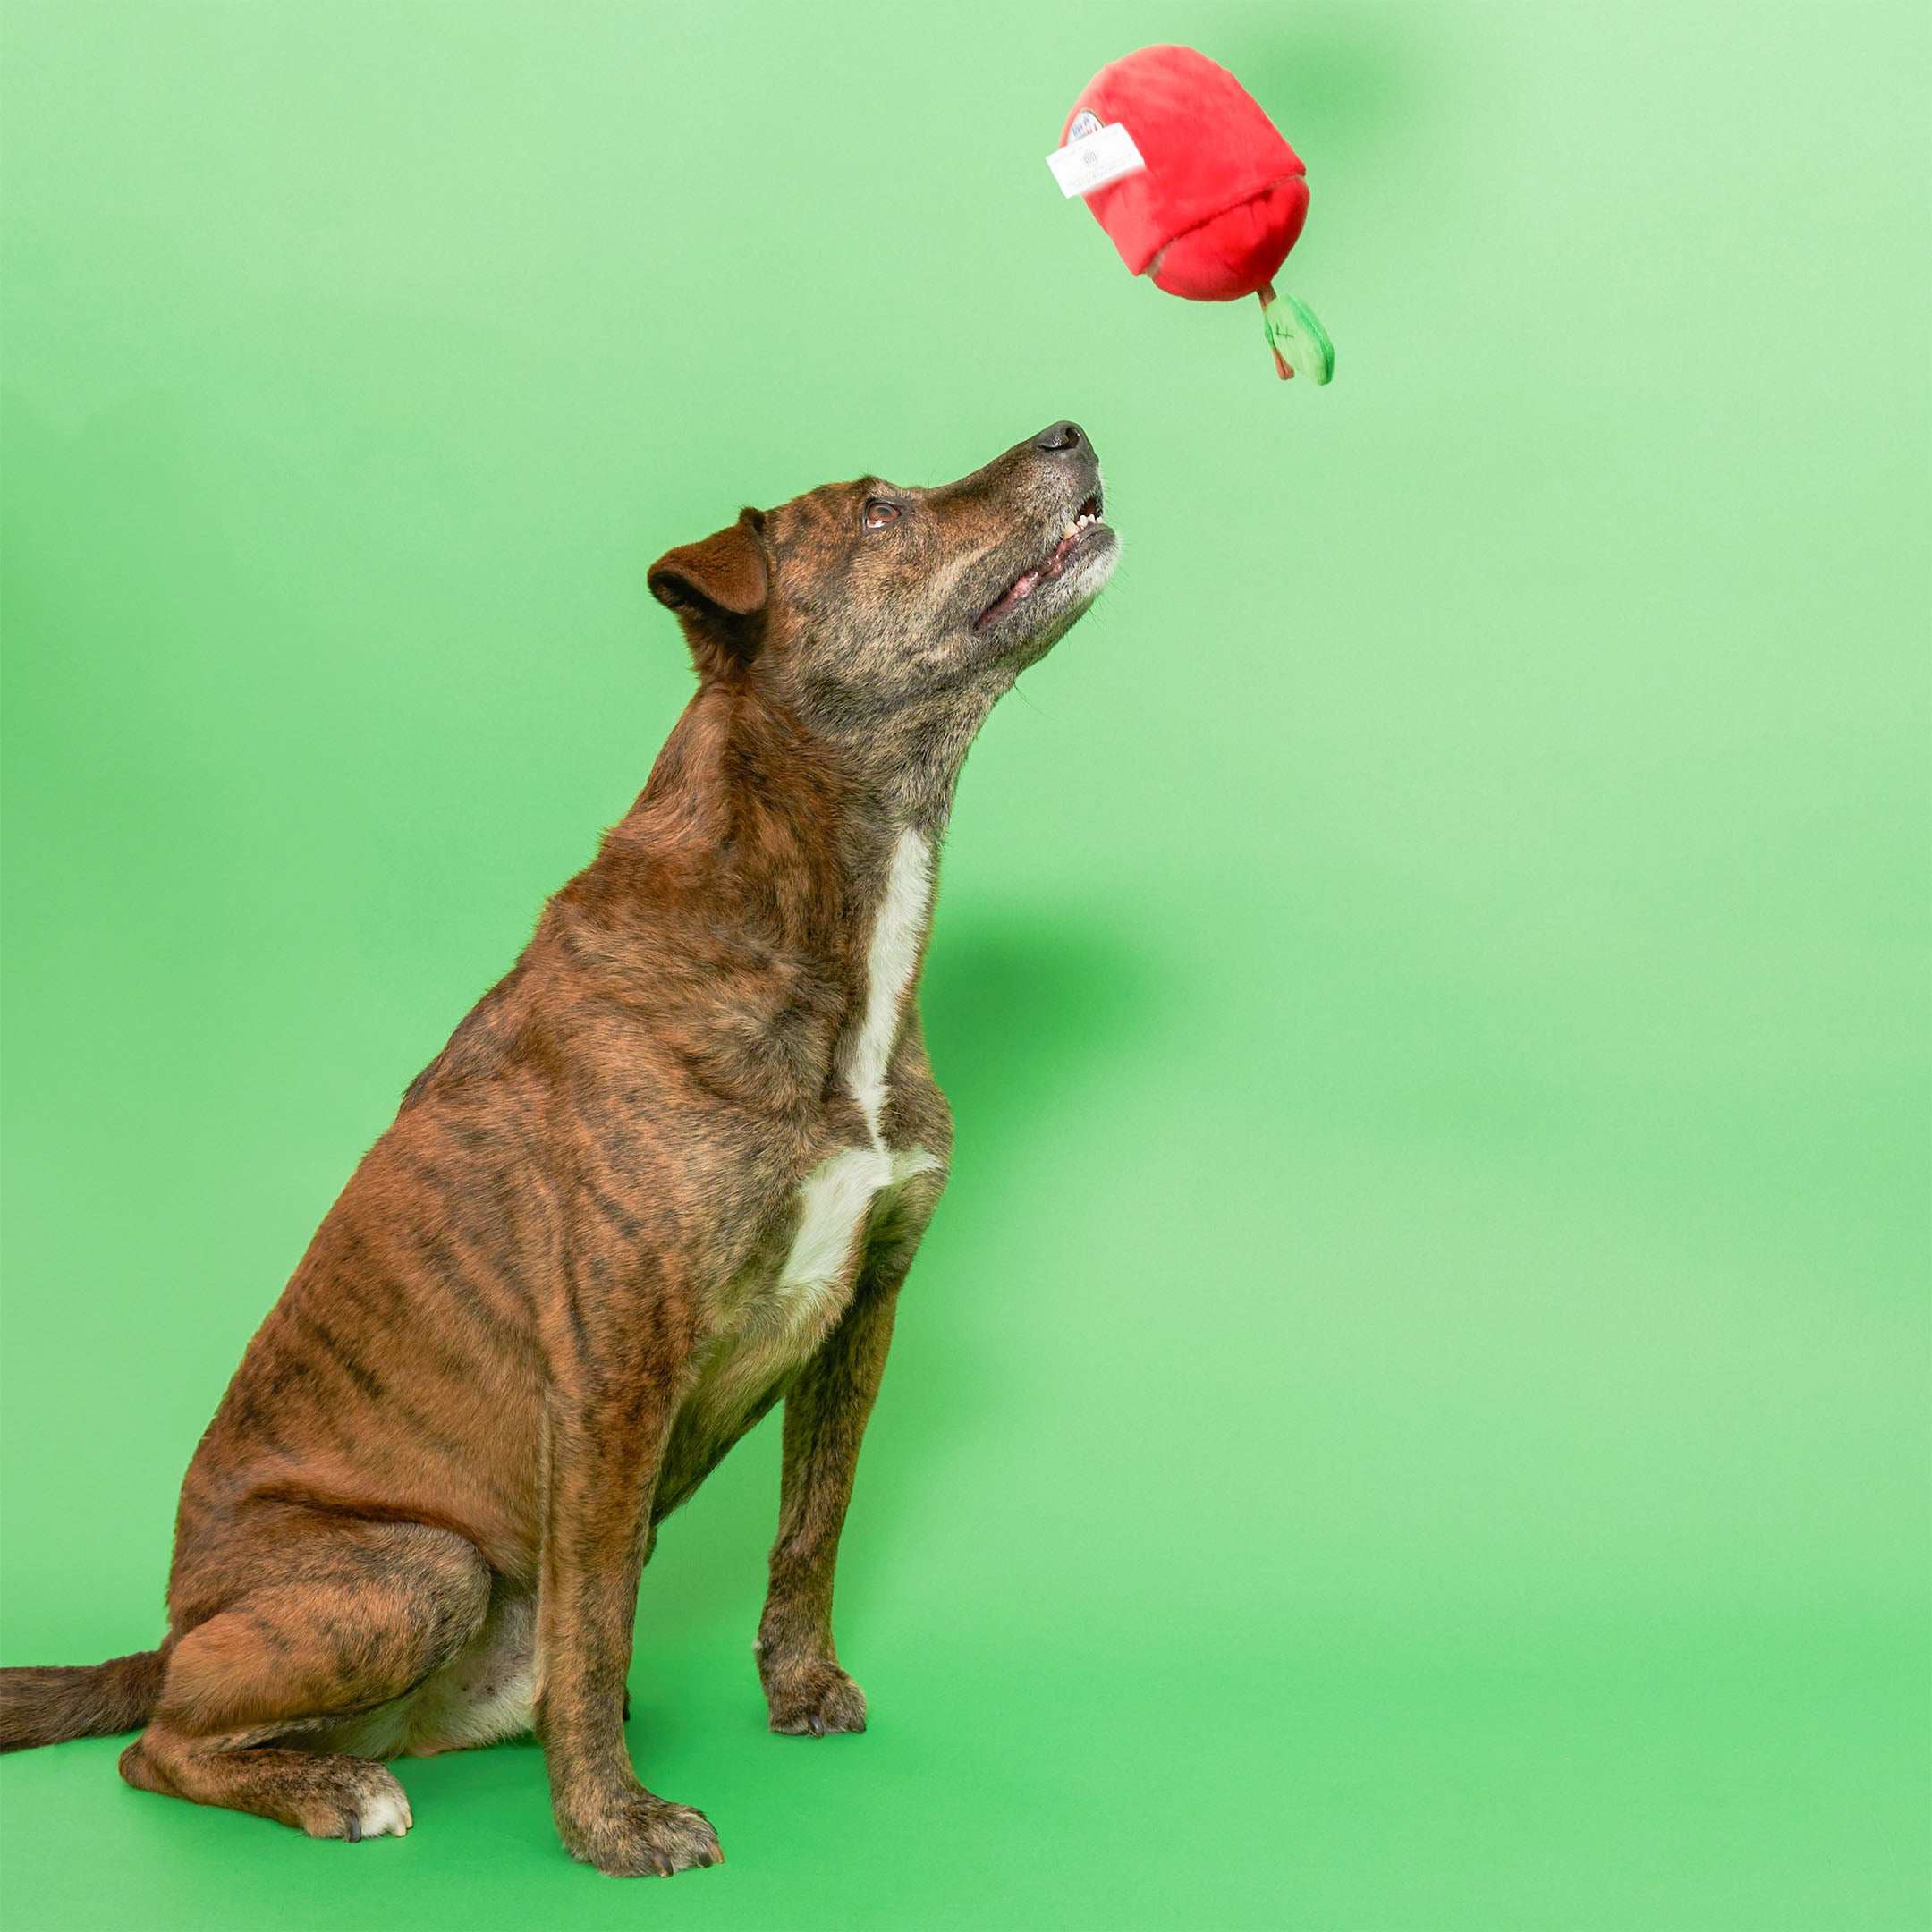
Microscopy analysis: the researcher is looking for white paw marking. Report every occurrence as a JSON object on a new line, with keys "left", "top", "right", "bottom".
{"left": 354, "top": 1784, "right": 412, "bottom": 1838}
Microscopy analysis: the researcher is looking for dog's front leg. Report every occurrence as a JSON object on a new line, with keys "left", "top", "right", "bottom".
{"left": 535, "top": 1301, "right": 718, "bottom": 1877}
{"left": 757, "top": 1175, "right": 940, "bottom": 1736}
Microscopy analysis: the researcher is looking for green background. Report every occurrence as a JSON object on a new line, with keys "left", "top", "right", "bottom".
{"left": 2, "top": 4, "right": 1926, "bottom": 1928}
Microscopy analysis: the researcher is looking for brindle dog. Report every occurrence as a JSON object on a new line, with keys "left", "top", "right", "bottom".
{"left": 0, "top": 422, "right": 1117, "bottom": 1876}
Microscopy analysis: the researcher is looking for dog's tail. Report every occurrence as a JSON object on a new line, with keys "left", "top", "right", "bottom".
{"left": 0, "top": 1649, "right": 166, "bottom": 1752}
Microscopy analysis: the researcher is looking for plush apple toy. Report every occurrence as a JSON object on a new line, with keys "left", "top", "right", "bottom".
{"left": 1051, "top": 45, "right": 1333, "bottom": 384}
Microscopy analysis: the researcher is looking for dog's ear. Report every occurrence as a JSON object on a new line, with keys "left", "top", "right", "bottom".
{"left": 648, "top": 509, "right": 769, "bottom": 678}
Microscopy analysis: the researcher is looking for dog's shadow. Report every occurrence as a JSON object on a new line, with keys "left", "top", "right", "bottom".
{"left": 634, "top": 902, "right": 1157, "bottom": 1666}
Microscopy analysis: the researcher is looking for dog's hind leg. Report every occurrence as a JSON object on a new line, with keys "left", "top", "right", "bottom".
{"left": 121, "top": 1512, "right": 490, "bottom": 1842}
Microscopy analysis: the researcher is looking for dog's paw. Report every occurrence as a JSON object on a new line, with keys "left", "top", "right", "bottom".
{"left": 283, "top": 1760, "right": 413, "bottom": 1842}
{"left": 763, "top": 1657, "right": 868, "bottom": 1737}
{"left": 556, "top": 1790, "right": 721, "bottom": 1878}
{"left": 339, "top": 1773, "right": 412, "bottom": 1842}
{"left": 233, "top": 1755, "right": 416, "bottom": 1843}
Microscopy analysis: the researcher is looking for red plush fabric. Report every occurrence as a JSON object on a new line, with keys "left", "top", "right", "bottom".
{"left": 1063, "top": 45, "right": 1309, "bottom": 302}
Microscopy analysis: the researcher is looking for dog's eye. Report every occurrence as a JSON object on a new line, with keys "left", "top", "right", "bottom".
{"left": 862, "top": 499, "right": 902, "bottom": 532}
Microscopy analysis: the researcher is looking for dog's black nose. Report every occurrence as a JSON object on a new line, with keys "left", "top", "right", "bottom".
{"left": 1034, "top": 420, "right": 1085, "bottom": 453}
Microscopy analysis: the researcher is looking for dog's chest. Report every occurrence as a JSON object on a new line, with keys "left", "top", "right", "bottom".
{"left": 691, "top": 829, "right": 940, "bottom": 1412}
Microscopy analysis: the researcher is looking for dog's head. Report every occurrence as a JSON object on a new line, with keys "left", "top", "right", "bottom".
{"left": 648, "top": 423, "right": 1118, "bottom": 781}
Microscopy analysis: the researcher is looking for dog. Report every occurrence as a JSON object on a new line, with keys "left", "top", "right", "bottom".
{"left": 0, "top": 421, "right": 1117, "bottom": 1876}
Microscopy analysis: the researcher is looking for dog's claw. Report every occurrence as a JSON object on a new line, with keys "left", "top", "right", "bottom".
{"left": 346, "top": 1816, "right": 362, "bottom": 1843}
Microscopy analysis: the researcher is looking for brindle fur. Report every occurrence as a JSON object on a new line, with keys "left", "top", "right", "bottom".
{"left": 0, "top": 424, "right": 1116, "bottom": 1876}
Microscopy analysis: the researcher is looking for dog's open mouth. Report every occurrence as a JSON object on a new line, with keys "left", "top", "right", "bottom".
{"left": 973, "top": 493, "right": 1106, "bottom": 631}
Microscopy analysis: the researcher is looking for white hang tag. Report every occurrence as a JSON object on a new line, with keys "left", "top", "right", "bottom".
{"left": 1046, "top": 120, "right": 1147, "bottom": 199}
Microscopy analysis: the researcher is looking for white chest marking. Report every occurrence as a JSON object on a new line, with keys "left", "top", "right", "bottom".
{"left": 782, "top": 1147, "right": 896, "bottom": 1305}
{"left": 778, "top": 1143, "right": 937, "bottom": 1318}
{"left": 845, "top": 828, "right": 933, "bottom": 1148}
{"left": 765, "top": 828, "right": 939, "bottom": 1330}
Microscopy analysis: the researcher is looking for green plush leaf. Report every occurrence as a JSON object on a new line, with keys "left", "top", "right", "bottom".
{"left": 1264, "top": 294, "right": 1335, "bottom": 385}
